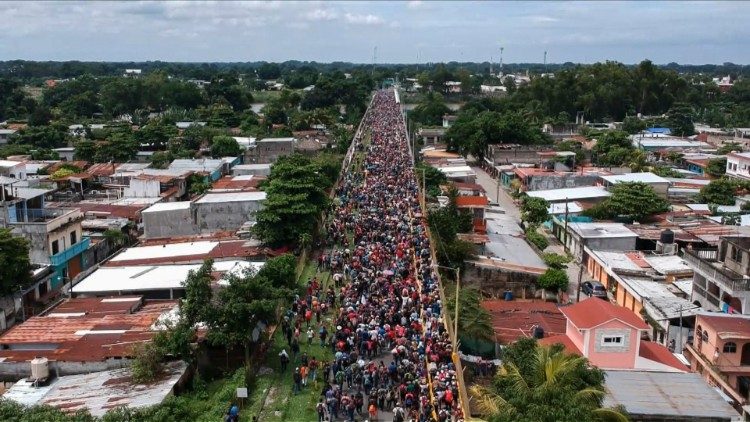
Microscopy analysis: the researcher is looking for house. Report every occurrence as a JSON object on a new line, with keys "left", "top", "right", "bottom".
{"left": 72, "top": 260, "right": 261, "bottom": 299}
{"left": 682, "top": 312, "right": 750, "bottom": 408}
{"left": 444, "top": 81, "right": 461, "bottom": 93}
{"left": 455, "top": 195, "right": 489, "bottom": 220}
{"left": 479, "top": 84, "right": 506, "bottom": 94}
{"left": 684, "top": 236, "right": 750, "bottom": 315}
{"left": 540, "top": 298, "right": 688, "bottom": 372}
{"left": 551, "top": 221, "right": 638, "bottom": 262}
{"left": 0, "top": 128, "right": 17, "bottom": 144}
{"left": 175, "top": 121, "right": 206, "bottom": 130}
{"left": 246, "top": 137, "right": 295, "bottom": 164}
{"left": 526, "top": 185, "right": 610, "bottom": 206}
{"left": 602, "top": 370, "right": 738, "bottom": 422}
{"left": 168, "top": 158, "right": 224, "bottom": 181}
{"left": 510, "top": 167, "right": 606, "bottom": 191}
{"left": 442, "top": 115, "right": 457, "bottom": 128}
{"left": 584, "top": 246, "right": 698, "bottom": 346}
{"left": 481, "top": 300, "right": 566, "bottom": 344}
{"left": 123, "top": 68, "right": 142, "bottom": 77}
{"left": 600, "top": 172, "right": 670, "bottom": 198}
{"left": 0, "top": 160, "right": 26, "bottom": 179}
{"left": 726, "top": 152, "right": 750, "bottom": 181}
{"left": 631, "top": 133, "right": 710, "bottom": 151}
{"left": 434, "top": 165, "right": 477, "bottom": 183}
{"left": 232, "top": 163, "right": 272, "bottom": 177}
{"left": 417, "top": 128, "right": 446, "bottom": 146}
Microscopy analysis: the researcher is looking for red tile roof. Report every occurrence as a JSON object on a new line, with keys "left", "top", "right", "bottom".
{"left": 0, "top": 297, "right": 176, "bottom": 362}
{"left": 455, "top": 195, "right": 489, "bottom": 208}
{"left": 697, "top": 314, "right": 750, "bottom": 340}
{"left": 481, "top": 300, "right": 567, "bottom": 344}
{"left": 212, "top": 175, "right": 265, "bottom": 191}
{"left": 560, "top": 298, "right": 649, "bottom": 330}
{"left": 539, "top": 334, "right": 581, "bottom": 355}
{"left": 638, "top": 341, "right": 688, "bottom": 371}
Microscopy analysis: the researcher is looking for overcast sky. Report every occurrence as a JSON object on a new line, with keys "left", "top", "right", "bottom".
{"left": 1, "top": 1, "right": 748, "bottom": 64}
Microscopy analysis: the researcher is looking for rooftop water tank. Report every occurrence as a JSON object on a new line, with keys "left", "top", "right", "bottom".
{"left": 660, "top": 228, "right": 675, "bottom": 245}
{"left": 30, "top": 357, "right": 49, "bottom": 381}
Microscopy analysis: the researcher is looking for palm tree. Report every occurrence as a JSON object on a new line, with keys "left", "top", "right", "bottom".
{"left": 470, "top": 343, "right": 628, "bottom": 422}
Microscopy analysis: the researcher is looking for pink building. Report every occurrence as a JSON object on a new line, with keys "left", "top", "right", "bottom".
{"left": 685, "top": 313, "right": 750, "bottom": 405}
{"left": 541, "top": 298, "right": 687, "bottom": 372}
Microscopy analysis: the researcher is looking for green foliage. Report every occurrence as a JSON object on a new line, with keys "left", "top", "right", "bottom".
{"left": 525, "top": 227, "right": 549, "bottom": 251}
{"left": 538, "top": 268, "right": 570, "bottom": 292}
{"left": 698, "top": 177, "right": 740, "bottom": 205}
{"left": 717, "top": 142, "right": 743, "bottom": 155}
{"left": 103, "top": 228, "right": 127, "bottom": 247}
{"left": 92, "top": 128, "right": 139, "bottom": 163}
{"left": 584, "top": 182, "right": 669, "bottom": 222}
{"left": 543, "top": 253, "right": 571, "bottom": 270}
{"left": 666, "top": 102, "right": 695, "bottom": 137}
{"left": 0, "top": 229, "right": 31, "bottom": 295}
{"left": 136, "top": 120, "right": 178, "bottom": 150}
{"left": 10, "top": 123, "right": 71, "bottom": 149}
{"left": 181, "top": 259, "right": 215, "bottom": 326}
{"left": 706, "top": 157, "right": 727, "bottom": 178}
{"left": 149, "top": 151, "right": 174, "bottom": 169}
{"left": 621, "top": 116, "right": 647, "bottom": 134}
{"left": 254, "top": 154, "right": 332, "bottom": 247}
{"left": 416, "top": 161, "right": 448, "bottom": 198}
{"left": 410, "top": 92, "right": 450, "bottom": 126}
{"left": 521, "top": 196, "right": 550, "bottom": 225}
{"left": 445, "top": 284, "right": 494, "bottom": 342}
{"left": 51, "top": 168, "right": 75, "bottom": 179}
{"left": 130, "top": 342, "right": 165, "bottom": 383}
{"left": 0, "top": 398, "right": 95, "bottom": 422}
{"left": 650, "top": 166, "right": 682, "bottom": 178}
{"left": 472, "top": 339, "right": 624, "bottom": 422}
{"left": 446, "top": 110, "right": 547, "bottom": 159}
{"left": 311, "top": 153, "right": 344, "bottom": 186}
{"left": 209, "top": 135, "right": 241, "bottom": 158}
{"left": 186, "top": 173, "right": 210, "bottom": 196}
{"left": 428, "top": 194, "right": 477, "bottom": 267}
{"left": 591, "top": 130, "right": 634, "bottom": 166}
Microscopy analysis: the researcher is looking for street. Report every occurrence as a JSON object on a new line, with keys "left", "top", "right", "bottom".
{"left": 471, "top": 165, "right": 583, "bottom": 303}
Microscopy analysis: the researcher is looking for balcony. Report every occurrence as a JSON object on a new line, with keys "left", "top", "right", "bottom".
{"left": 50, "top": 237, "right": 90, "bottom": 267}
{"left": 684, "top": 249, "right": 750, "bottom": 292}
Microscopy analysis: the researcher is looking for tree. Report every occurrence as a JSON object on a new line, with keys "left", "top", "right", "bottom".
{"left": 181, "top": 259, "right": 215, "bottom": 326}
{"left": 94, "top": 130, "right": 138, "bottom": 163}
{"left": 416, "top": 162, "right": 448, "bottom": 197}
{"left": 210, "top": 135, "right": 241, "bottom": 158}
{"left": 543, "top": 253, "right": 571, "bottom": 270}
{"left": 445, "top": 285, "right": 494, "bottom": 343}
{"left": 521, "top": 197, "right": 550, "bottom": 226}
{"left": 538, "top": 268, "right": 569, "bottom": 292}
{"left": 698, "top": 178, "right": 739, "bottom": 205}
{"left": 410, "top": 92, "right": 450, "bottom": 126}
{"left": 471, "top": 339, "right": 627, "bottom": 422}
{"left": 0, "top": 229, "right": 31, "bottom": 295}
{"left": 254, "top": 154, "right": 331, "bottom": 247}
{"left": 130, "top": 342, "right": 165, "bottom": 383}
{"left": 584, "top": 182, "right": 669, "bottom": 222}
{"left": 706, "top": 158, "right": 727, "bottom": 178}
{"left": 10, "top": 123, "right": 71, "bottom": 149}
{"left": 525, "top": 227, "right": 549, "bottom": 251}
{"left": 666, "top": 102, "right": 695, "bottom": 137}
{"left": 621, "top": 116, "right": 646, "bottom": 134}
{"left": 257, "top": 63, "right": 281, "bottom": 80}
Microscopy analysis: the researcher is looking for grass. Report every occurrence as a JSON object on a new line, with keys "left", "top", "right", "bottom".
{"left": 250, "top": 90, "right": 283, "bottom": 103}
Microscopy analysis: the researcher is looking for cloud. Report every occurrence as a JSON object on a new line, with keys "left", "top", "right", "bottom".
{"left": 306, "top": 8, "right": 338, "bottom": 21}
{"left": 344, "top": 13, "right": 384, "bottom": 25}
{"left": 407, "top": 1, "right": 423, "bottom": 9}
{"left": 527, "top": 15, "right": 559, "bottom": 24}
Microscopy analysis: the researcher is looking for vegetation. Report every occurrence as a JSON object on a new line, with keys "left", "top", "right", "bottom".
{"left": 254, "top": 154, "right": 335, "bottom": 248}
{"left": 521, "top": 196, "right": 550, "bottom": 226}
{"left": 584, "top": 182, "right": 669, "bottom": 222}
{"left": 428, "top": 189, "right": 476, "bottom": 268}
{"left": 445, "top": 283, "right": 494, "bottom": 343}
{"left": 543, "top": 253, "right": 571, "bottom": 270}
{"left": 698, "top": 177, "right": 741, "bottom": 205}
{"left": 415, "top": 161, "right": 448, "bottom": 198}
{"left": 446, "top": 109, "right": 548, "bottom": 159}
{"left": 538, "top": 268, "right": 570, "bottom": 292}
{"left": 525, "top": 227, "right": 549, "bottom": 251}
{"left": 471, "top": 339, "right": 628, "bottom": 422}
{"left": 0, "top": 229, "right": 31, "bottom": 295}
{"left": 209, "top": 135, "right": 241, "bottom": 158}
{"left": 409, "top": 92, "right": 450, "bottom": 126}
{"left": 706, "top": 157, "right": 727, "bottom": 178}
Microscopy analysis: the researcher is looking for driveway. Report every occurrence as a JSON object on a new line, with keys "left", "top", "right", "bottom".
{"left": 471, "top": 165, "right": 583, "bottom": 303}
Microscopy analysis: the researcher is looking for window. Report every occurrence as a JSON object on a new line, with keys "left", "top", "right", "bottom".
{"left": 602, "top": 336, "right": 623, "bottom": 345}
{"left": 702, "top": 330, "right": 709, "bottom": 342}
{"left": 731, "top": 246, "right": 741, "bottom": 262}
{"left": 70, "top": 231, "right": 77, "bottom": 245}
{"left": 51, "top": 240, "right": 59, "bottom": 255}
{"left": 724, "top": 342, "right": 737, "bottom": 353}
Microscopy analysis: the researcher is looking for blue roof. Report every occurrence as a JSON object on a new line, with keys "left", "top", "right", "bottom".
{"left": 646, "top": 127, "right": 672, "bottom": 134}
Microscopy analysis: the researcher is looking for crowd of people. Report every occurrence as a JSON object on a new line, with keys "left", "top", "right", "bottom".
{"left": 282, "top": 90, "right": 464, "bottom": 422}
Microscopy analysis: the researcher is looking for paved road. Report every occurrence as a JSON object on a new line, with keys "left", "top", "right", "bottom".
{"left": 471, "top": 165, "right": 583, "bottom": 303}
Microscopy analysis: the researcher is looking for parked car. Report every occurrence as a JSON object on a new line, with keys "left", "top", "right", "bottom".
{"left": 582, "top": 281, "right": 608, "bottom": 299}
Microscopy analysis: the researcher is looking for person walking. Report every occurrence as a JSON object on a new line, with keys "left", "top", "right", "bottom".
{"left": 279, "top": 349, "right": 290, "bottom": 373}
{"left": 293, "top": 367, "right": 302, "bottom": 394}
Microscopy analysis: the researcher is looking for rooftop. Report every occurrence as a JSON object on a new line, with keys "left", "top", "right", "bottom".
{"left": 560, "top": 297, "right": 649, "bottom": 330}
{"left": 481, "top": 300, "right": 566, "bottom": 344}
{"left": 195, "top": 191, "right": 267, "bottom": 204}
{"left": 568, "top": 222, "right": 638, "bottom": 239}
{"left": 697, "top": 313, "right": 750, "bottom": 340}
{"left": 0, "top": 296, "right": 176, "bottom": 362}
{"left": 141, "top": 201, "right": 191, "bottom": 213}
{"left": 601, "top": 172, "right": 670, "bottom": 184}
{"left": 106, "top": 240, "right": 262, "bottom": 266}
{"left": 603, "top": 371, "right": 737, "bottom": 420}
{"left": 455, "top": 195, "right": 489, "bottom": 208}
{"left": 72, "top": 260, "right": 262, "bottom": 294}
{"left": 257, "top": 137, "right": 295, "bottom": 143}
{"left": 548, "top": 201, "right": 583, "bottom": 215}
{"left": 526, "top": 186, "right": 610, "bottom": 202}
{"left": 4, "top": 361, "right": 187, "bottom": 417}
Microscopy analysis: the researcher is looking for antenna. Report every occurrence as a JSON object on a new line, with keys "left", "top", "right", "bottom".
{"left": 500, "top": 46, "right": 504, "bottom": 73}
{"left": 544, "top": 50, "right": 548, "bottom": 73}
{"left": 490, "top": 56, "right": 493, "bottom": 76}
{"left": 373, "top": 46, "right": 378, "bottom": 66}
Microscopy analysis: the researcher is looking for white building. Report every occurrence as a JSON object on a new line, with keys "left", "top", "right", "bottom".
{"left": 726, "top": 152, "right": 750, "bottom": 181}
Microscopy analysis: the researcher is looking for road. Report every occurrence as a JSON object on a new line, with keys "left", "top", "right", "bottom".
{"left": 471, "top": 165, "right": 583, "bottom": 303}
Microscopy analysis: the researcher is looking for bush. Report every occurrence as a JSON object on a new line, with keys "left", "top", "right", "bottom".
{"left": 543, "top": 253, "right": 571, "bottom": 269}
{"left": 538, "top": 268, "right": 569, "bottom": 292}
{"left": 130, "top": 342, "right": 165, "bottom": 383}
{"left": 525, "top": 227, "right": 549, "bottom": 251}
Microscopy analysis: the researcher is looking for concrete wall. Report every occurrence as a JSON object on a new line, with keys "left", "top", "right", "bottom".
{"left": 195, "top": 200, "right": 262, "bottom": 233}
{"left": 0, "top": 358, "right": 131, "bottom": 382}
{"left": 586, "top": 236, "right": 638, "bottom": 253}
{"left": 124, "top": 178, "right": 160, "bottom": 198}
{"left": 525, "top": 174, "right": 600, "bottom": 191}
{"left": 142, "top": 208, "right": 197, "bottom": 239}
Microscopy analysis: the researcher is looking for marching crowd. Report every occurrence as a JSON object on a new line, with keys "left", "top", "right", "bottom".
{"left": 281, "top": 90, "right": 463, "bottom": 422}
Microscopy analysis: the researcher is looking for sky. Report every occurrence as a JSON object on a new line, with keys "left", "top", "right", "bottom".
{"left": 1, "top": 1, "right": 748, "bottom": 64}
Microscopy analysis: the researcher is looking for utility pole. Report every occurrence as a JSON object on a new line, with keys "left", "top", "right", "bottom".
{"left": 500, "top": 46, "right": 504, "bottom": 74}
{"left": 454, "top": 267, "right": 460, "bottom": 345}
{"left": 544, "top": 50, "right": 548, "bottom": 74}
{"left": 576, "top": 261, "right": 583, "bottom": 302}
{"left": 678, "top": 305, "right": 684, "bottom": 354}
{"left": 563, "top": 197, "right": 569, "bottom": 253}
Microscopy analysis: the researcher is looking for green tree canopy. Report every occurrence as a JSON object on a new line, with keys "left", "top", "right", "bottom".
{"left": 0, "top": 229, "right": 31, "bottom": 295}
{"left": 584, "top": 181, "right": 669, "bottom": 222}
{"left": 698, "top": 177, "right": 740, "bottom": 205}
{"left": 521, "top": 196, "right": 550, "bottom": 226}
{"left": 471, "top": 339, "right": 627, "bottom": 422}
{"left": 538, "top": 268, "right": 570, "bottom": 292}
{"left": 209, "top": 135, "right": 241, "bottom": 158}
